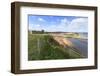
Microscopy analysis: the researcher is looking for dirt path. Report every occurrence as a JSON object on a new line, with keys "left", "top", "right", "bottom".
{"left": 53, "top": 36, "right": 73, "bottom": 47}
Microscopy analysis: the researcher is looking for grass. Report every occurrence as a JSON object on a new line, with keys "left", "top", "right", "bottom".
{"left": 28, "top": 33, "right": 82, "bottom": 60}
{"left": 65, "top": 34, "right": 81, "bottom": 38}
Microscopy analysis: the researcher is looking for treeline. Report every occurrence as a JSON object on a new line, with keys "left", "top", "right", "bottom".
{"left": 30, "top": 30, "right": 49, "bottom": 34}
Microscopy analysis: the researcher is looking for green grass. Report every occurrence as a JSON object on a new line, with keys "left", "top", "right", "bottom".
{"left": 28, "top": 34, "right": 82, "bottom": 60}
{"left": 65, "top": 34, "right": 81, "bottom": 38}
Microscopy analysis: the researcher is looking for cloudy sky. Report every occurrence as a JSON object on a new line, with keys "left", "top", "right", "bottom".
{"left": 28, "top": 15, "right": 88, "bottom": 32}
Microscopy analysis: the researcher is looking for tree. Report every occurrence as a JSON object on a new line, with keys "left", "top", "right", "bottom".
{"left": 41, "top": 29, "right": 44, "bottom": 33}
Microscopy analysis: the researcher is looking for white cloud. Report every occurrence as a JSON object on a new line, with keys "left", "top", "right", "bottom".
{"left": 35, "top": 24, "right": 41, "bottom": 27}
{"left": 38, "top": 18, "right": 45, "bottom": 22}
{"left": 55, "top": 18, "right": 70, "bottom": 32}
{"left": 29, "top": 24, "right": 42, "bottom": 31}
{"left": 28, "top": 24, "right": 33, "bottom": 30}
{"left": 61, "top": 18, "right": 69, "bottom": 23}
{"left": 29, "top": 17, "right": 88, "bottom": 32}
{"left": 50, "top": 17, "right": 88, "bottom": 32}
{"left": 43, "top": 18, "right": 70, "bottom": 32}
{"left": 67, "top": 18, "right": 88, "bottom": 32}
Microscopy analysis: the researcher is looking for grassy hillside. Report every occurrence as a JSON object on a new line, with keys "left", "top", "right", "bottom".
{"left": 28, "top": 34, "right": 82, "bottom": 60}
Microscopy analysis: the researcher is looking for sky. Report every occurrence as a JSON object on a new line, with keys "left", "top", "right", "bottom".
{"left": 28, "top": 15, "right": 88, "bottom": 32}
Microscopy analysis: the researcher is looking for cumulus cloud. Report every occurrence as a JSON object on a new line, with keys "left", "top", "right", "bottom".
{"left": 43, "top": 18, "right": 69, "bottom": 32}
{"left": 29, "top": 17, "right": 88, "bottom": 32}
{"left": 46, "top": 17, "right": 88, "bottom": 32}
{"left": 60, "top": 18, "right": 69, "bottom": 26}
{"left": 67, "top": 18, "right": 88, "bottom": 32}
{"left": 38, "top": 17, "right": 45, "bottom": 22}
{"left": 29, "top": 24, "right": 42, "bottom": 31}
{"left": 35, "top": 24, "right": 41, "bottom": 27}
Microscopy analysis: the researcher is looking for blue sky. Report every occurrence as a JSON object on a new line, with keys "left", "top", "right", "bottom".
{"left": 28, "top": 15, "right": 88, "bottom": 32}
